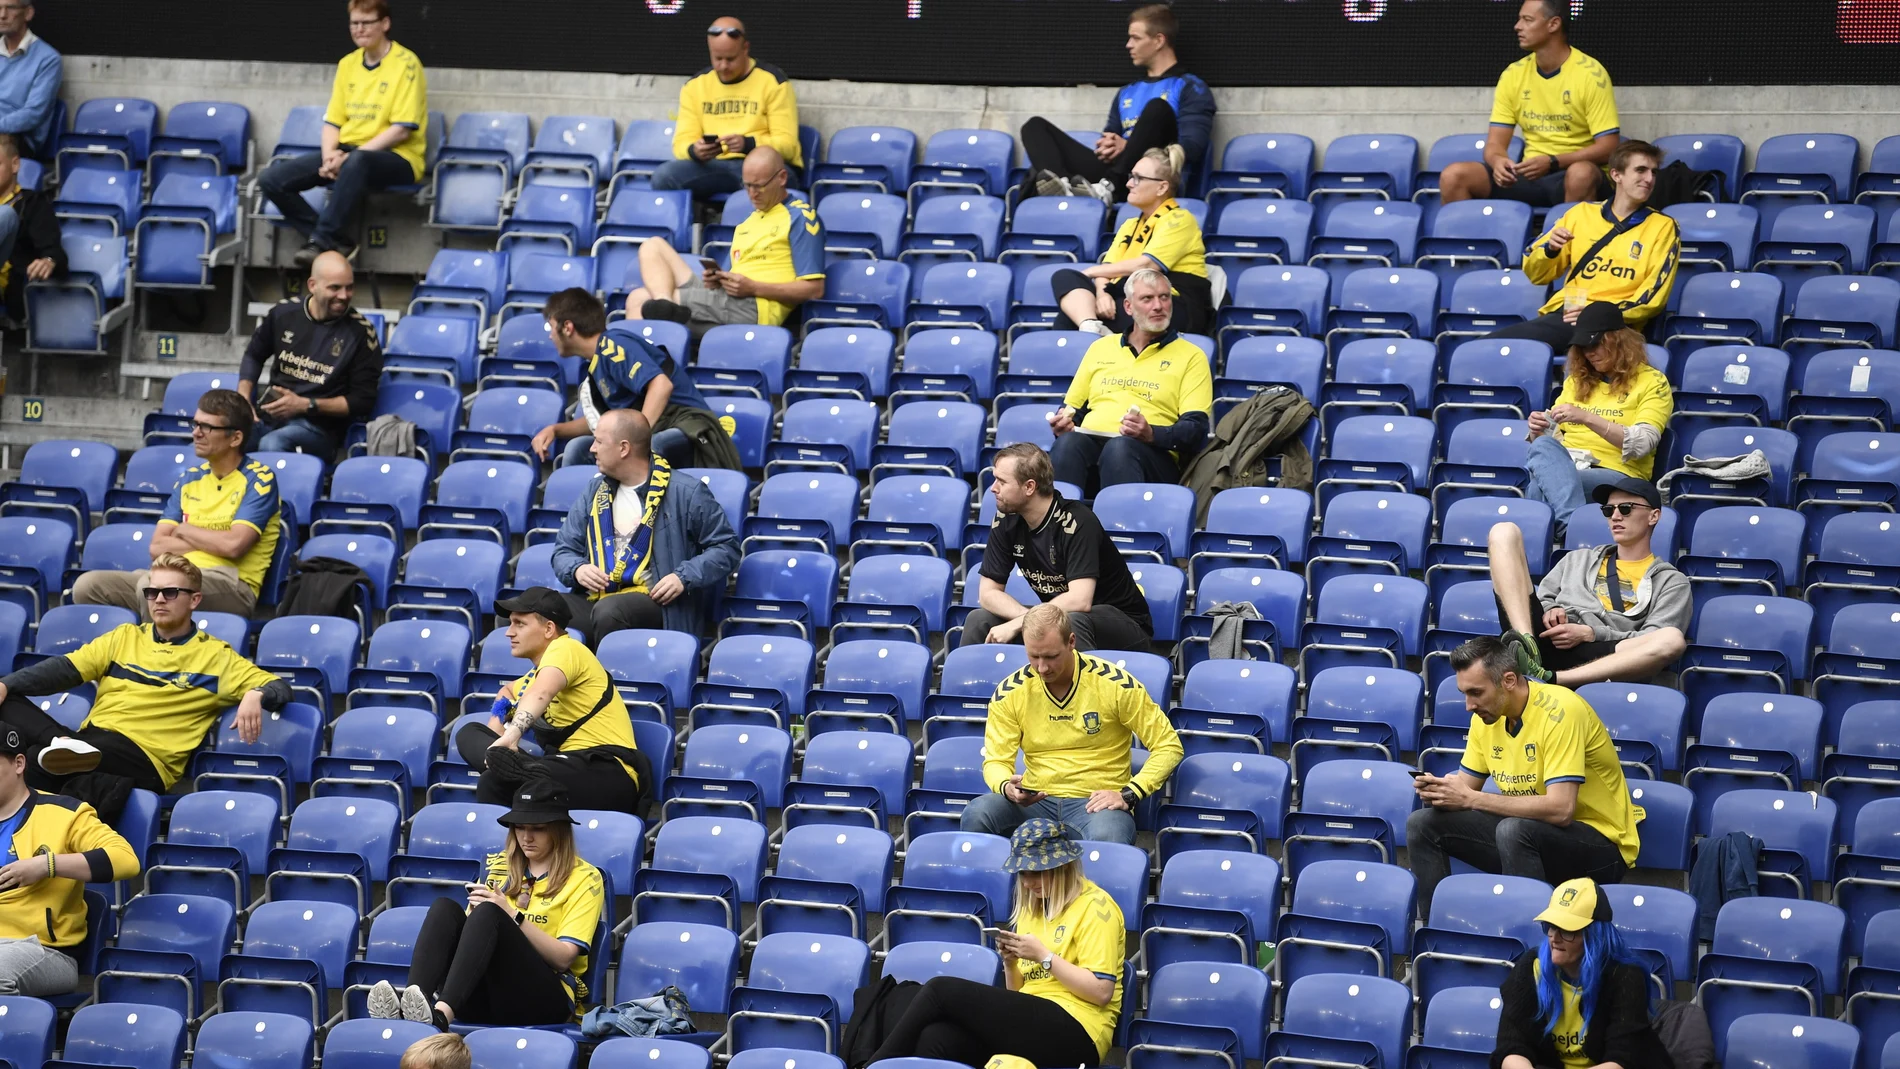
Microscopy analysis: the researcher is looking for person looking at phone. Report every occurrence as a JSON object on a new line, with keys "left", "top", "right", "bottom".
{"left": 73, "top": 389, "right": 282, "bottom": 618}
{"left": 1407, "top": 636, "right": 1641, "bottom": 922}
{"left": 963, "top": 604, "right": 1183, "bottom": 846}
{"left": 1480, "top": 140, "right": 1678, "bottom": 352}
{"left": 624, "top": 145, "right": 824, "bottom": 335}
{"left": 651, "top": 17, "right": 801, "bottom": 199}
{"left": 0, "top": 553, "right": 292, "bottom": 821}
{"left": 368, "top": 778, "right": 605, "bottom": 1029}
{"left": 1488, "top": 475, "right": 1689, "bottom": 689}
{"left": 236, "top": 250, "right": 384, "bottom": 457}
{"left": 867, "top": 819, "right": 1123, "bottom": 1069}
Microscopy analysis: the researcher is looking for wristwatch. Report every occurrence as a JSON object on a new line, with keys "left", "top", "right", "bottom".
{"left": 305, "top": 397, "right": 318, "bottom": 415}
{"left": 1039, "top": 954, "right": 1054, "bottom": 972}
{"left": 514, "top": 910, "right": 527, "bottom": 926}
{"left": 1120, "top": 787, "right": 1139, "bottom": 810}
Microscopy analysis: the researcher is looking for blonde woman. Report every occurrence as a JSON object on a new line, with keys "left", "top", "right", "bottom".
{"left": 369, "top": 779, "right": 605, "bottom": 1029}
{"left": 1051, "top": 144, "right": 1213, "bottom": 337}
{"left": 864, "top": 820, "right": 1124, "bottom": 1069}
{"left": 1524, "top": 302, "right": 1673, "bottom": 528}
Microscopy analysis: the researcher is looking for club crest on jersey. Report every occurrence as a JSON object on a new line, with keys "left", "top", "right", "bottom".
{"left": 1524, "top": 742, "right": 1538, "bottom": 762}
{"left": 1629, "top": 240, "right": 1643, "bottom": 260}
{"left": 1082, "top": 711, "right": 1101, "bottom": 734}
{"left": 1562, "top": 89, "right": 1572, "bottom": 104}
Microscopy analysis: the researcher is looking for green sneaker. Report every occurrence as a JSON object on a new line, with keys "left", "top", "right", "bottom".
{"left": 1504, "top": 630, "right": 1554, "bottom": 684}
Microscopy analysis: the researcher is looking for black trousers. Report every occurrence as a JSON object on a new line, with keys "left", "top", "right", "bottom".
{"left": 1021, "top": 98, "right": 1180, "bottom": 201}
{"left": 0, "top": 694, "right": 163, "bottom": 819}
{"left": 1483, "top": 310, "right": 1578, "bottom": 352}
{"left": 867, "top": 975, "right": 1101, "bottom": 1069}
{"left": 1497, "top": 591, "right": 1620, "bottom": 670}
{"left": 456, "top": 728, "right": 650, "bottom": 816}
{"left": 409, "top": 899, "right": 575, "bottom": 1025}
{"left": 1405, "top": 806, "right": 1628, "bottom": 922}
{"left": 559, "top": 591, "right": 664, "bottom": 649}
{"left": 960, "top": 605, "right": 1151, "bottom": 654}
{"left": 1049, "top": 428, "right": 1182, "bottom": 498}
{"left": 1050, "top": 269, "right": 1215, "bottom": 337}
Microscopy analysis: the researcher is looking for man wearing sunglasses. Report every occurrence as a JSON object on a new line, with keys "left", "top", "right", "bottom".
{"left": 654, "top": 17, "right": 801, "bottom": 199}
{"left": 73, "top": 388, "right": 282, "bottom": 619}
{"left": 1487, "top": 474, "right": 1690, "bottom": 688}
{"left": 0, "top": 553, "right": 291, "bottom": 821}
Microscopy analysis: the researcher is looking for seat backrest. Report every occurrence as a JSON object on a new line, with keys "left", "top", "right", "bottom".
{"left": 921, "top": 128, "right": 1013, "bottom": 191}
{"left": 65, "top": 1002, "right": 185, "bottom": 1069}
{"left": 1424, "top": 873, "right": 1549, "bottom": 949}
{"left": 1751, "top": 133, "right": 1859, "bottom": 194}
{"left": 1793, "top": 275, "right": 1900, "bottom": 347}
{"left": 824, "top": 126, "right": 917, "bottom": 187}
{"left": 1691, "top": 594, "right": 1815, "bottom": 678}
{"left": 1666, "top": 201, "right": 1760, "bottom": 265}
{"left": 406, "top": 802, "right": 508, "bottom": 861}
{"left": 1221, "top": 132, "right": 1316, "bottom": 198}
{"left": 1279, "top": 972, "right": 1413, "bottom": 1069}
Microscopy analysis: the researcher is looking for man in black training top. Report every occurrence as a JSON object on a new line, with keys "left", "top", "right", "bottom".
{"left": 961, "top": 442, "right": 1154, "bottom": 653}
{"left": 237, "top": 250, "right": 383, "bottom": 458}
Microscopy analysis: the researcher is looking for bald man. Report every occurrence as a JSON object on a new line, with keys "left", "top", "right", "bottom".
{"left": 550, "top": 409, "right": 740, "bottom": 646}
{"left": 655, "top": 16, "right": 801, "bottom": 198}
{"left": 238, "top": 250, "right": 384, "bottom": 457}
{"left": 626, "top": 146, "right": 825, "bottom": 336}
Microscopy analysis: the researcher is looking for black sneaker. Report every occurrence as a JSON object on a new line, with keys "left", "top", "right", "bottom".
{"left": 641, "top": 299, "right": 693, "bottom": 325}
{"left": 291, "top": 242, "right": 323, "bottom": 270}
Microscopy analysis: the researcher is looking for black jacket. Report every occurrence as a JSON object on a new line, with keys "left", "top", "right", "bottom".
{"left": 4, "top": 184, "right": 66, "bottom": 320}
{"left": 1492, "top": 951, "right": 1671, "bottom": 1069}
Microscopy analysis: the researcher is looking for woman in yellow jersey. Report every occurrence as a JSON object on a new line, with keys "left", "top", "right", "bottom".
{"left": 1524, "top": 302, "right": 1673, "bottom": 528}
{"left": 1051, "top": 145, "right": 1214, "bottom": 337}
{"left": 370, "top": 779, "right": 606, "bottom": 1029}
{"left": 865, "top": 820, "right": 1123, "bottom": 1069}
{"left": 1491, "top": 878, "right": 1673, "bottom": 1069}
{"left": 454, "top": 587, "right": 649, "bottom": 817}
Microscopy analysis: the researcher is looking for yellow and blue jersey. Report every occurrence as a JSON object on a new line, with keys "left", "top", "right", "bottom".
{"left": 68, "top": 622, "right": 283, "bottom": 788}
{"left": 160, "top": 459, "right": 282, "bottom": 595}
{"left": 1489, "top": 47, "right": 1618, "bottom": 163}
{"left": 324, "top": 41, "right": 428, "bottom": 180}
{"left": 593, "top": 328, "right": 707, "bottom": 413}
{"left": 730, "top": 196, "right": 826, "bottom": 326}
{"left": 480, "top": 852, "right": 606, "bottom": 1017}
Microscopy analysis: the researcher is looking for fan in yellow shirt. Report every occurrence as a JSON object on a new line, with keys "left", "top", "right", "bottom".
{"left": 1051, "top": 145, "right": 1213, "bottom": 337}
{"left": 1439, "top": 1, "right": 1620, "bottom": 210}
{"left": 863, "top": 819, "right": 1125, "bottom": 1068}
{"left": 1406, "top": 636, "right": 1641, "bottom": 921}
{"left": 454, "top": 588, "right": 648, "bottom": 819}
{"left": 256, "top": 0, "right": 429, "bottom": 268}
{"left": 375, "top": 779, "right": 606, "bottom": 1028}
{"left": 653, "top": 17, "right": 801, "bottom": 199}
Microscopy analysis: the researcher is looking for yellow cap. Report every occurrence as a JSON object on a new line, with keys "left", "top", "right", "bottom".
{"left": 987, "top": 1057, "right": 1037, "bottom": 1069}
{"left": 1534, "top": 877, "right": 1611, "bottom": 932}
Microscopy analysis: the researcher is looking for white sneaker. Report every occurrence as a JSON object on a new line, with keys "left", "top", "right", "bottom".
{"left": 38, "top": 737, "right": 100, "bottom": 776}
{"left": 1078, "top": 319, "right": 1112, "bottom": 337}
{"left": 400, "top": 985, "right": 434, "bottom": 1024}
{"left": 1082, "top": 178, "right": 1116, "bottom": 207}
{"left": 367, "top": 980, "right": 402, "bottom": 1020}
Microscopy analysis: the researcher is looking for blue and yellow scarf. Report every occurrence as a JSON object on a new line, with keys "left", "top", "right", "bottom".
{"left": 585, "top": 456, "right": 670, "bottom": 600}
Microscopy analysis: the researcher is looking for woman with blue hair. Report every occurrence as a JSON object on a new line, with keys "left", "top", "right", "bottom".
{"left": 1491, "top": 878, "right": 1671, "bottom": 1069}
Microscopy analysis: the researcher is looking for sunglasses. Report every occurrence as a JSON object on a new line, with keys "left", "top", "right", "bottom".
{"left": 1541, "top": 923, "right": 1585, "bottom": 941}
{"left": 142, "top": 586, "right": 199, "bottom": 602}
{"left": 706, "top": 25, "right": 744, "bottom": 37}
{"left": 1599, "top": 502, "right": 1655, "bottom": 517}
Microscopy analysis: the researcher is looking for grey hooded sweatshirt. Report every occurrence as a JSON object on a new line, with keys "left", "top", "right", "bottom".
{"left": 1535, "top": 543, "right": 1692, "bottom": 641}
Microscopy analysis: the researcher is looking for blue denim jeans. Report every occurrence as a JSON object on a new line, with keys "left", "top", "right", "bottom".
{"left": 255, "top": 416, "right": 339, "bottom": 457}
{"left": 256, "top": 148, "right": 416, "bottom": 247}
{"left": 959, "top": 790, "right": 1137, "bottom": 845}
{"left": 1523, "top": 434, "right": 1625, "bottom": 529}
{"left": 649, "top": 156, "right": 745, "bottom": 198}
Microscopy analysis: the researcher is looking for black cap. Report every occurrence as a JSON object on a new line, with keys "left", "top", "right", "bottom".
{"left": 1591, "top": 475, "right": 1663, "bottom": 511}
{"left": 495, "top": 586, "right": 572, "bottom": 630}
{"left": 1570, "top": 301, "right": 1626, "bottom": 348}
{"left": 498, "top": 778, "right": 577, "bottom": 827}
{"left": 0, "top": 725, "right": 23, "bottom": 759}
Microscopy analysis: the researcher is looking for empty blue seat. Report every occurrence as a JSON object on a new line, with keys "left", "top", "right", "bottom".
{"left": 811, "top": 126, "right": 917, "bottom": 198}
{"left": 1724, "top": 1014, "right": 1860, "bottom": 1069}
{"left": 819, "top": 192, "right": 907, "bottom": 260}
{"left": 61, "top": 1003, "right": 185, "bottom": 1069}
{"left": 431, "top": 112, "right": 533, "bottom": 231}
{"left": 1275, "top": 972, "right": 1414, "bottom": 1069}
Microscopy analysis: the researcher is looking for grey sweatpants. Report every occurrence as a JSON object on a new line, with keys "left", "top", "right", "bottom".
{"left": 0, "top": 936, "right": 79, "bottom": 995}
